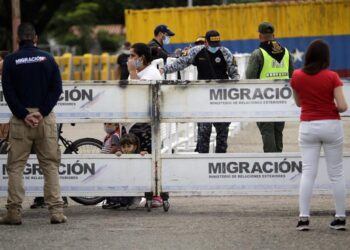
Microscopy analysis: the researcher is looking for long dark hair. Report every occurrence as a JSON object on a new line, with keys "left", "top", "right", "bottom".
{"left": 131, "top": 43, "right": 152, "bottom": 64}
{"left": 302, "top": 39, "right": 330, "bottom": 75}
{"left": 120, "top": 133, "right": 140, "bottom": 153}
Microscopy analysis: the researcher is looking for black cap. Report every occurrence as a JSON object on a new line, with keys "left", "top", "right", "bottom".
{"left": 154, "top": 24, "right": 175, "bottom": 36}
{"left": 205, "top": 30, "right": 221, "bottom": 47}
{"left": 258, "top": 22, "right": 274, "bottom": 34}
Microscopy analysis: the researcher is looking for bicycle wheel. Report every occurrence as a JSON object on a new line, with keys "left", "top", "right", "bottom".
{"left": 70, "top": 196, "right": 106, "bottom": 206}
{"left": 64, "top": 137, "right": 105, "bottom": 205}
{"left": 64, "top": 138, "right": 103, "bottom": 154}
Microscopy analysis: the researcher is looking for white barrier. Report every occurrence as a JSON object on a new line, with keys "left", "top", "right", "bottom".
{"left": 234, "top": 53, "right": 251, "bottom": 80}
{"left": 0, "top": 155, "right": 152, "bottom": 196}
{"left": 0, "top": 80, "right": 350, "bottom": 197}
{"left": 0, "top": 82, "right": 152, "bottom": 123}
{"left": 161, "top": 153, "right": 350, "bottom": 195}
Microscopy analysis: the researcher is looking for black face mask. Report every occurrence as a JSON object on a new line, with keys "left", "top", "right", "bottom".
{"left": 259, "top": 40, "right": 285, "bottom": 63}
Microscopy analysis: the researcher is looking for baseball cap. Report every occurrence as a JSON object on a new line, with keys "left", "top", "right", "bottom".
{"left": 194, "top": 36, "right": 205, "bottom": 45}
{"left": 258, "top": 22, "right": 274, "bottom": 34}
{"left": 154, "top": 24, "right": 175, "bottom": 36}
{"left": 205, "top": 30, "right": 221, "bottom": 47}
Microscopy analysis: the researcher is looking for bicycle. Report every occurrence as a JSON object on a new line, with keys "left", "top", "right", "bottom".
{"left": 0, "top": 123, "right": 104, "bottom": 206}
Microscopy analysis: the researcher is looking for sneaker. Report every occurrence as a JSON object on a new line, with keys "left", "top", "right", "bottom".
{"left": 127, "top": 197, "right": 141, "bottom": 210}
{"left": 296, "top": 219, "right": 310, "bottom": 231}
{"left": 102, "top": 202, "right": 121, "bottom": 209}
{"left": 151, "top": 196, "right": 163, "bottom": 208}
{"left": 50, "top": 213, "right": 67, "bottom": 224}
{"left": 30, "top": 198, "right": 46, "bottom": 209}
{"left": 139, "top": 197, "right": 147, "bottom": 207}
{"left": 329, "top": 218, "right": 346, "bottom": 230}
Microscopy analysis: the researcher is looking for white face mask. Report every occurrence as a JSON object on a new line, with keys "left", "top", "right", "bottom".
{"left": 163, "top": 36, "right": 171, "bottom": 45}
{"left": 135, "top": 58, "right": 143, "bottom": 69}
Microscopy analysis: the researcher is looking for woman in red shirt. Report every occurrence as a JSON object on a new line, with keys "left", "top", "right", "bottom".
{"left": 291, "top": 40, "right": 348, "bottom": 231}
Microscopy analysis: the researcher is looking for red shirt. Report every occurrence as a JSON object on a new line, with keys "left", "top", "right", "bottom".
{"left": 290, "top": 69, "right": 342, "bottom": 121}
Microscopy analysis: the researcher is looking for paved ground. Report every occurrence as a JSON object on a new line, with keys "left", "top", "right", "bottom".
{"left": 0, "top": 195, "right": 349, "bottom": 250}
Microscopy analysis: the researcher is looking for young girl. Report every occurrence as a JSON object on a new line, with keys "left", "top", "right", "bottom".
{"left": 101, "top": 133, "right": 145, "bottom": 210}
{"left": 117, "top": 133, "right": 163, "bottom": 208}
{"left": 115, "top": 133, "right": 147, "bottom": 156}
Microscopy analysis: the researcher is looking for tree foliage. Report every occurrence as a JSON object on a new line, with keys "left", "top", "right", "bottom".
{"left": 0, "top": 0, "right": 260, "bottom": 53}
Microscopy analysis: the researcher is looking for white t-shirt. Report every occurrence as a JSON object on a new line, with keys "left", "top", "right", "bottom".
{"left": 124, "top": 64, "right": 162, "bottom": 132}
{"left": 137, "top": 64, "right": 162, "bottom": 80}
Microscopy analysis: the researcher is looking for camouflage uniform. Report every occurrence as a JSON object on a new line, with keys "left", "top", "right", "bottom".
{"left": 195, "top": 122, "right": 231, "bottom": 153}
{"left": 163, "top": 45, "right": 239, "bottom": 153}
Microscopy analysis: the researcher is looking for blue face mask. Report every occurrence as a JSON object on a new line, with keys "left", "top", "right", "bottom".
{"left": 163, "top": 36, "right": 171, "bottom": 45}
{"left": 135, "top": 58, "right": 143, "bottom": 69}
{"left": 104, "top": 127, "right": 116, "bottom": 134}
{"left": 207, "top": 46, "right": 219, "bottom": 54}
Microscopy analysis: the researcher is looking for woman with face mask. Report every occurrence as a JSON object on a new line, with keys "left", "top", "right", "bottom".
{"left": 126, "top": 43, "right": 164, "bottom": 208}
{"left": 127, "top": 43, "right": 162, "bottom": 80}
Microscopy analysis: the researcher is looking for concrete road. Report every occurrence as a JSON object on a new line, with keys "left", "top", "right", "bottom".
{"left": 0, "top": 195, "right": 349, "bottom": 250}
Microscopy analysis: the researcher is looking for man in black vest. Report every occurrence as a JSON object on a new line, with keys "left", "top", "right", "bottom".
{"left": 161, "top": 30, "right": 239, "bottom": 153}
{"left": 148, "top": 24, "right": 175, "bottom": 62}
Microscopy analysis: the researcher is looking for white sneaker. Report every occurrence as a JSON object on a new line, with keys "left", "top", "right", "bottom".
{"left": 139, "top": 197, "right": 147, "bottom": 207}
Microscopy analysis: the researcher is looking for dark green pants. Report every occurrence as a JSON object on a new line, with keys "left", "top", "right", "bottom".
{"left": 256, "top": 122, "right": 285, "bottom": 152}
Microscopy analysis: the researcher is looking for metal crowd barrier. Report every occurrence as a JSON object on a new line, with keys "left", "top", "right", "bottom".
{"left": 0, "top": 80, "right": 350, "bottom": 201}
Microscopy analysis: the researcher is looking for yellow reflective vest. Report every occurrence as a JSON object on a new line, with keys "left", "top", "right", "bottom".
{"left": 259, "top": 48, "right": 290, "bottom": 80}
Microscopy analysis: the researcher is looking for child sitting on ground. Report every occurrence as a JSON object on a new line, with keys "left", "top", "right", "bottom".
{"left": 107, "top": 133, "right": 147, "bottom": 209}
{"left": 117, "top": 133, "right": 163, "bottom": 208}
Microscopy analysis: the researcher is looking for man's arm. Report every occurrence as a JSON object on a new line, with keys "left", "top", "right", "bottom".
{"left": 162, "top": 46, "right": 203, "bottom": 74}
{"left": 38, "top": 58, "right": 63, "bottom": 116}
{"left": 245, "top": 49, "right": 263, "bottom": 79}
{"left": 1, "top": 58, "right": 29, "bottom": 119}
{"left": 221, "top": 47, "right": 240, "bottom": 80}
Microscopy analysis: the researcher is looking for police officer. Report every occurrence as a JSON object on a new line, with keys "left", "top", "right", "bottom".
{"left": 161, "top": 30, "right": 239, "bottom": 153}
{"left": 0, "top": 23, "right": 67, "bottom": 225}
{"left": 148, "top": 24, "right": 175, "bottom": 62}
{"left": 245, "top": 22, "right": 294, "bottom": 153}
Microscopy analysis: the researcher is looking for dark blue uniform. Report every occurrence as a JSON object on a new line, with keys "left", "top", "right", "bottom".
{"left": 2, "top": 41, "right": 62, "bottom": 119}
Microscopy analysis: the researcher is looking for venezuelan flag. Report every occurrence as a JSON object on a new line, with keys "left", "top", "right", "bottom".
{"left": 126, "top": 0, "right": 350, "bottom": 77}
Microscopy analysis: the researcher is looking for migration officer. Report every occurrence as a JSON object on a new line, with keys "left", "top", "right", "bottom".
{"left": 161, "top": 30, "right": 239, "bottom": 153}
{"left": 0, "top": 23, "right": 67, "bottom": 225}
